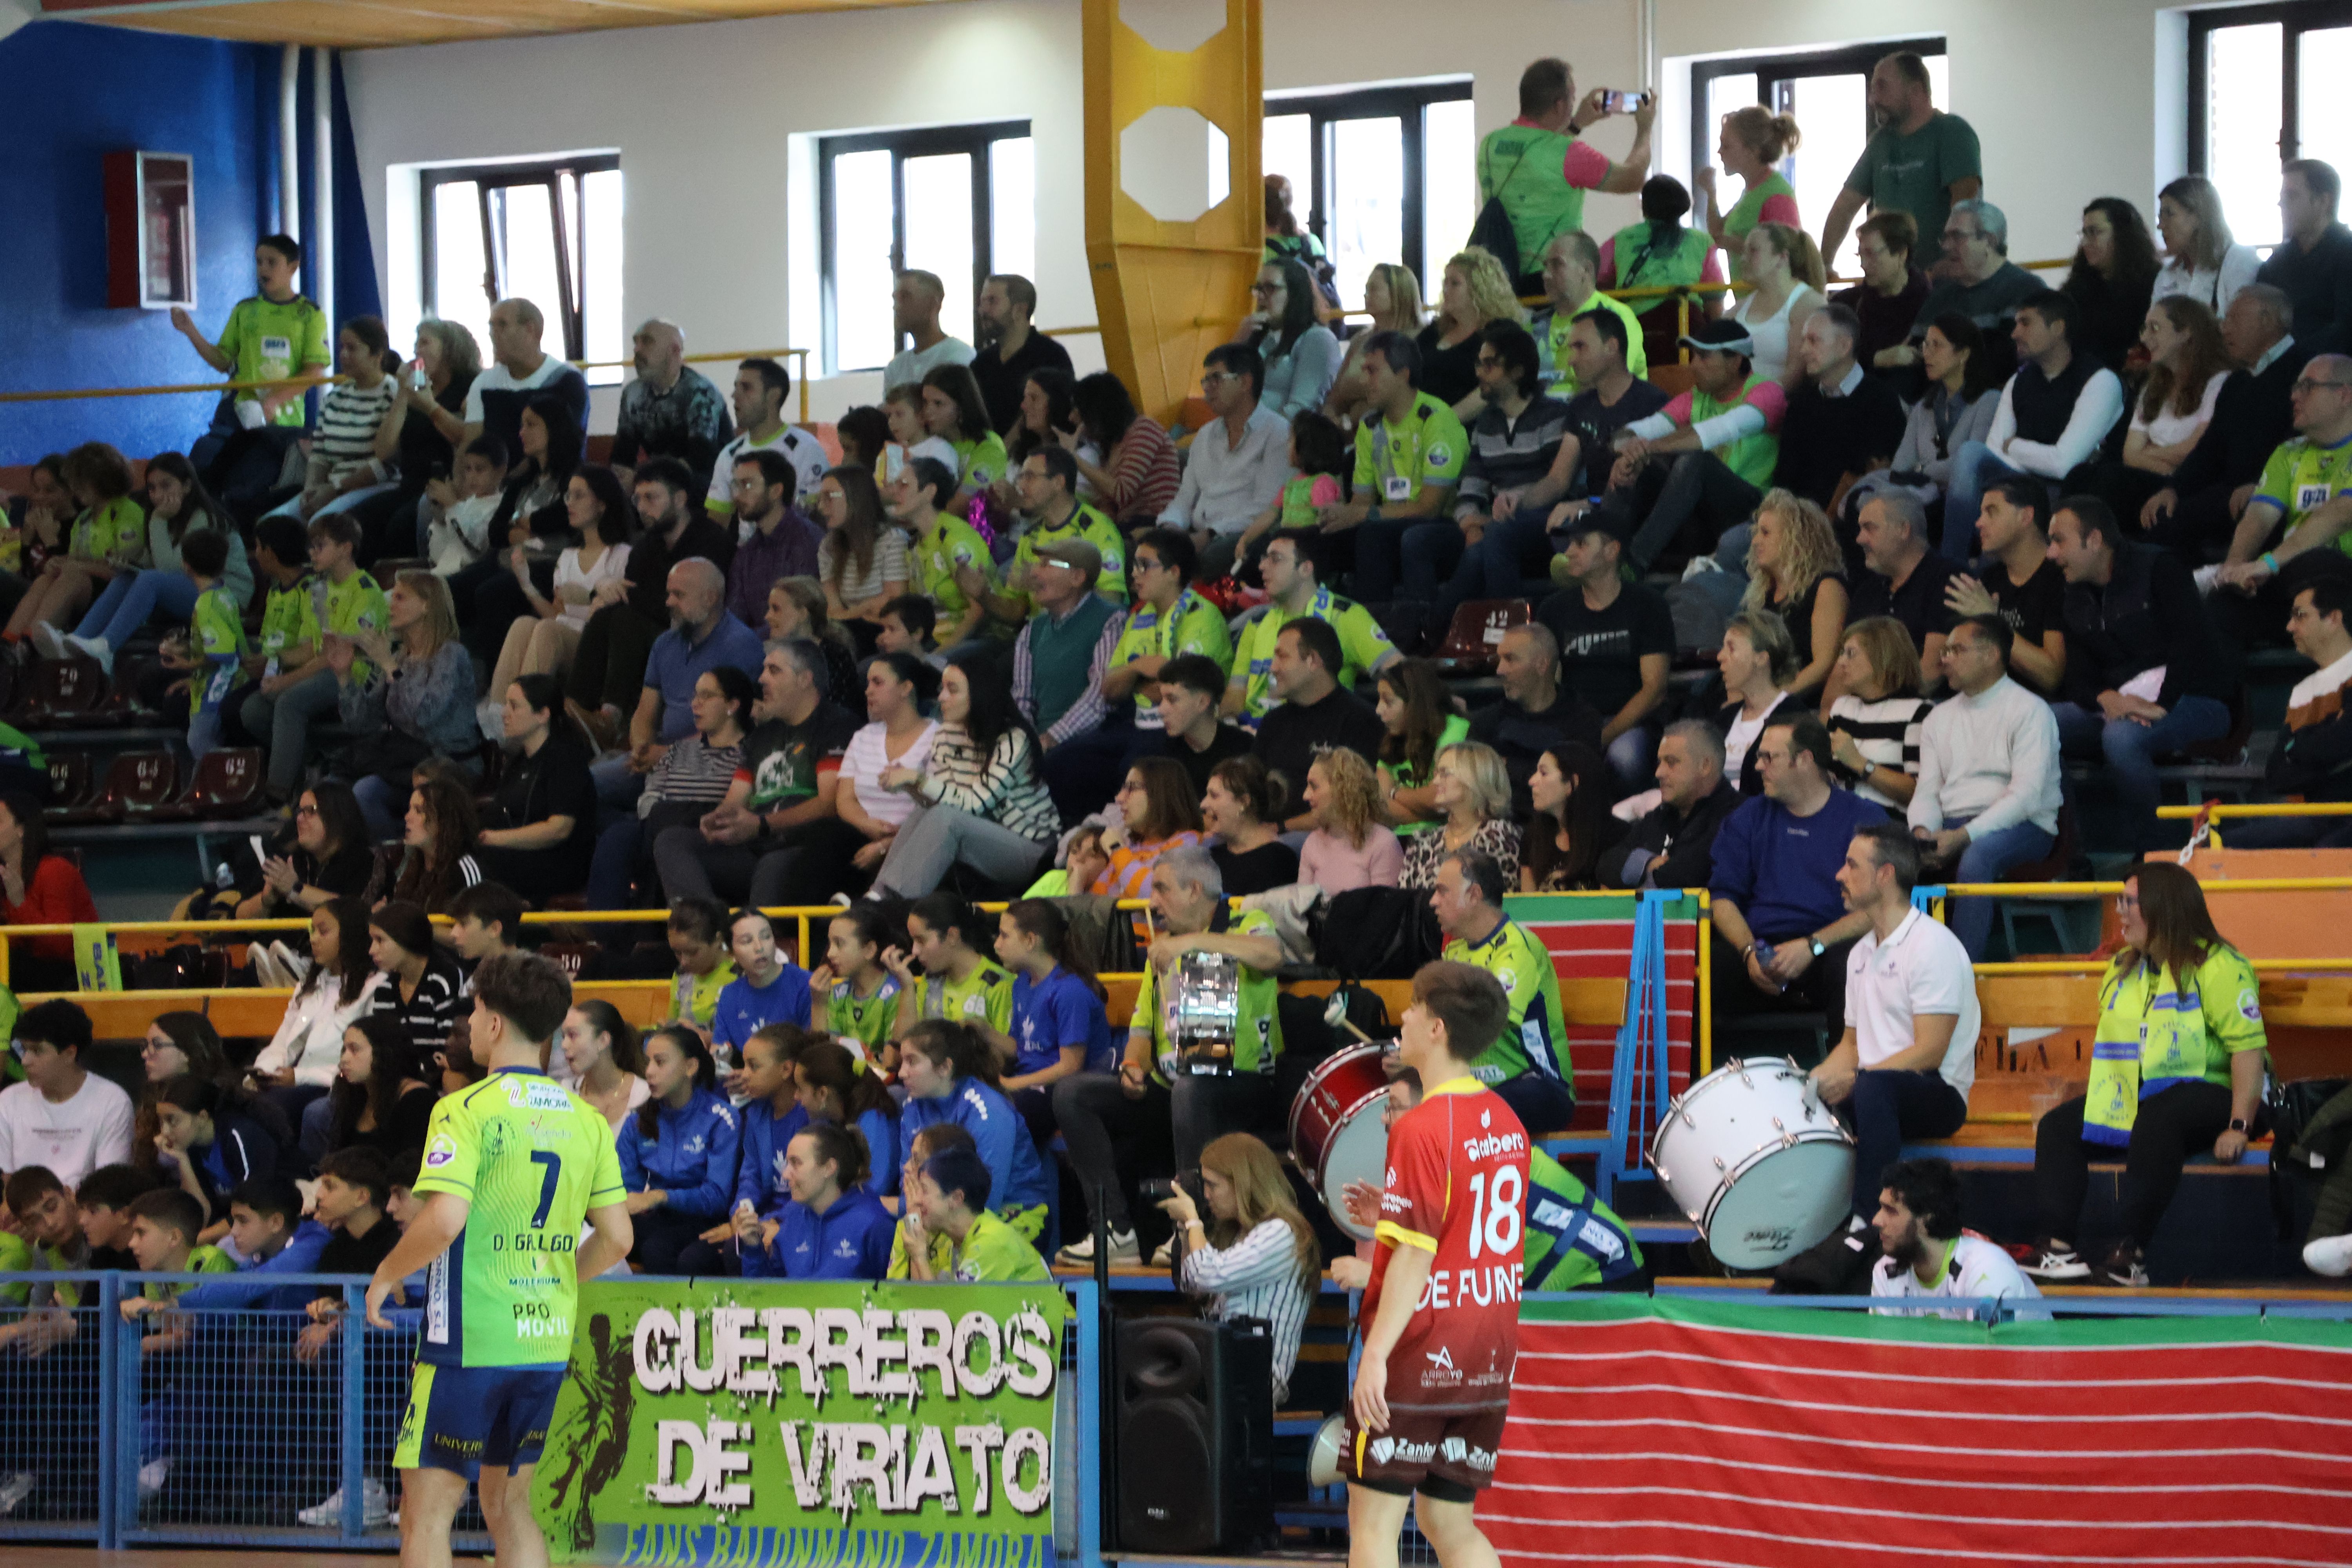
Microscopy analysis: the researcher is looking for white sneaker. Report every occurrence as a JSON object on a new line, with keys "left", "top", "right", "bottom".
{"left": 270, "top": 939, "right": 312, "bottom": 984}
{"left": 1150, "top": 1241, "right": 1174, "bottom": 1267}
{"left": 64, "top": 633, "right": 112, "bottom": 676}
{"left": 2021, "top": 1243, "right": 2092, "bottom": 1281}
{"left": 2193, "top": 563, "right": 2222, "bottom": 597}
{"left": 137, "top": 1457, "right": 171, "bottom": 1500}
{"left": 298, "top": 1476, "right": 390, "bottom": 1528}
{"left": 2305, "top": 1232, "right": 2352, "bottom": 1278}
{"left": 0, "top": 1471, "right": 34, "bottom": 1515}
{"left": 1055, "top": 1228, "right": 1138, "bottom": 1267}
{"left": 29, "top": 624, "right": 67, "bottom": 662}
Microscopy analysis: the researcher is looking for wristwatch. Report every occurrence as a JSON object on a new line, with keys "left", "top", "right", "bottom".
{"left": 2229, "top": 1117, "right": 2252, "bottom": 1134}
{"left": 1807, "top": 937, "right": 1828, "bottom": 958}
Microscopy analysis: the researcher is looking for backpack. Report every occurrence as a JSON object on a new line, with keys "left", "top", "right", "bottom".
{"left": 1312, "top": 886, "right": 1441, "bottom": 981}
{"left": 1465, "top": 142, "right": 1534, "bottom": 283}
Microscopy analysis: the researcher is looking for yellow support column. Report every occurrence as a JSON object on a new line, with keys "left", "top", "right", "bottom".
{"left": 1083, "top": 0, "right": 1263, "bottom": 425}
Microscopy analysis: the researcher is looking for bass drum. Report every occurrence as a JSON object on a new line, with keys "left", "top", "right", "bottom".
{"left": 1648, "top": 1056, "right": 1854, "bottom": 1270}
{"left": 1289, "top": 1043, "right": 1392, "bottom": 1241}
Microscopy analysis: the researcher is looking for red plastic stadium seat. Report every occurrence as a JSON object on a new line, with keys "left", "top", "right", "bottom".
{"left": 86, "top": 750, "right": 180, "bottom": 822}
{"left": 148, "top": 748, "right": 264, "bottom": 821}
{"left": 14, "top": 657, "right": 107, "bottom": 726}
{"left": 1429, "top": 599, "right": 1530, "bottom": 677}
{"left": 44, "top": 751, "right": 95, "bottom": 811}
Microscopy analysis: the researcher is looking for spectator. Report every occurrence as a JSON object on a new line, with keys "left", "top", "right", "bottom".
{"left": 446, "top": 879, "right": 524, "bottom": 985}
{"left": 1804, "top": 822, "right": 1979, "bottom": 1257}
{"left": 892, "top": 457, "right": 995, "bottom": 659}
{"left": 1426, "top": 845, "right": 1576, "bottom": 1131}
{"left": 1306, "top": 334, "right": 1480, "bottom": 599}
{"left": 1418, "top": 247, "right": 1522, "bottom": 414}
{"left": 1323, "top": 263, "right": 1428, "bottom": 424}
{"left": 884, "top": 381, "right": 961, "bottom": 479}
{"left": 241, "top": 515, "right": 387, "bottom": 809}
{"left": 1065, "top": 372, "right": 1180, "bottom": 527}
{"left": 1238, "top": 258, "right": 1344, "bottom": 421}
{"left": 803, "top": 465, "right": 904, "bottom": 652}
{"left": 610, "top": 320, "right": 732, "bottom": 487}
{"left": 711, "top": 909, "right": 814, "bottom": 1068}
{"left": 870, "top": 653, "right": 1059, "bottom": 898}
{"left": 1715, "top": 609, "right": 1806, "bottom": 795}
{"left": 2208, "top": 353, "right": 2352, "bottom": 644}
{"left": 1399, "top": 740, "right": 1521, "bottom": 890}
{"left": 1851, "top": 314, "right": 2002, "bottom": 519}
{"left": 1222, "top": 533, "right": 1399, "bottom": 727}
{"left": 1373, "top": 657, "right": 1468, "bottom": 825}
{"left": 1467, "top": 622, "right": 1604, "bottom": 815}
{"left": 0, "top": 1000, "right": 133, "bottom": 1188}
{"left": 1417, "top": 321, "right": 1572, "bottom": 639}
{"left": 330, "top": 570, "right": 477, "bottom": 837}
{"left": 2079, "top": 296, "right": 2231, "bottom": 524}
{"left": 1820, "top": 51, "right": 1983, "bottom": 268}
{"left": 249, "top": 898, "right": 384, "bottom": 1118}
{"left": 892, "top": 894, "right": 1012, "bottom": 1058}
{"left": 561, "top": 461, "right": 724, "bottom": 750}
{"left": 488, "top": 466, "right": 636, "bottom": 701}
{"left": 655, "top": 639, "right": 859, "bottom": 909}
{"left": 1143, "top": 652, "right": 1255, "bottom": 802}
{"left": 1909, "top": 614, "right": 2063, "bottom": 956}
{"left": 1869, "top": 1157, "right": 2046, "bottom": 1319}
{"left": 460, "top": 297, "right": 589, "bottom": 461}
{"left": 2024, "top": 863, "right": 2265, "bottom": 1289}
{"left": 814, "top": 913, "right": 909, "bottom": 1066}
{"left": 1056, "top": 845, "right": 1285, "bottom": 1264}
{"left": 1477, "top": 57, "right": 1653, "bottom": 289}
{"left": 1853, "top": 492, "right": 1958, "bottom": 674}
{"left": 2061, "top": 198, "right": 2162, "bottom": 373}
{"left": 1537, "top": 515, "right": 1671, "bottom": 789}
{"left": 969, "top": 272, "right": 1073, "bottom": 434}
{"left": 598, "top": 559, "right": 764, "bottom": 812}
{"left": 1522, "top": 743, "right": 1612, "bottom": 891}
{"left": 920, "top": 363, "right": 1010, "bottom": 512}
{"left": 1251, "top": 617, "right": 1386, "bottom": 826}
{"left": 1774, "top": 304, "right": 1907, "bottom": 514}
{"left": 1699, "top": 105, "right": 1802, "bottom": 280}
{"left": 181, "top": 532, "right": 247, "bottom": 760}
{"left": 2154, "top": 177, "right": 2258, "bottom": 319}
{"left": 1612, "top": 718, "right": 1741, "bottom": 890}
{"left": 1163, "top": 1132, "right": 1320, "bottom": 1402}
{"left": 1161, "top": 346, "right": 1292, "bottom": 579}
{"left": 1298, "top": 746, "right": 1404, "bottom": 892}
{"left": 1261, "top": 173, "right": 1326, "bottom": 272}
{"left": 236, "top": 782, "right": 372, "bottom": 921}
{"left": 258, "top": 316, "right": 399, "bottom": 528}
{"left": 1741, "top": 489, "right": 1849, "bottom": 702}
{"left": 986, "top": 446, "right": 1128, "bottom": 621}
{"left": 884, "top": 269, "right": 976, "bottom": 389}
{"left": 1840, "top": 212, "right": 1931, "bottom": 374}
{"left": 77, "top": 1164, "right": 160, "bottom": 1273}
{"left": 764, "top": 577, "right": 859, "bottom": 717}
{"left": 356, "top": 318, "right": 481, "bottom": 563}
{"left": 1604, "top": 320, "right": 1787, "bottom": 572}
{"left": 469, "top": 675, "right": 596, "bottom": 904}
{"left": 708, "top": 358, "right": 831, "bottom": 523}
{"left": 1011, "top": 538, "right": 1125, "bottom": 818}
{"left": 1942, "top": 289, "right": 2127, "bottom": 561}
{"left": 50, "top": 455, "right": 247, "bottom": 674}
{"left": 2230, "top": 579, "right": 2352, "bottom": 848}
{"left": 621, "top": 1025, "right": 742, "bottom": 1274}
{"left": 902, "top": 1146, "right": 1051, "bottom": 1283}
{"left": 1203, "top": 755, "right": 1298, "bottom": 895}
{"left": 2047, "top": 496, "right": 2231, "bottom": 851}
{"left": 1094, "top": 758, "right": 1206, "bottom": 900}
{"left": 324, "top": 1016, "right": 436, "bottom": 1160}
{"left": 1005, "top": 366, "right": 1082, "bottom": 486}
{"left": 555, "top": 1004, "right": 648, "bottom": 1133}
{"left": 663, "top": 899, "right": 739, "bottom": 1039}
{"left": 1944, "top": 476, "right": 2067, "bottom": 696}
{"left": 365, "top": 902, "right": 466, "bottom": 1061}
{"left": 5, "top": 441, "right": 146, "bottom": 642}
{"left": 1599, "top": 173, "right": 1724, "bottom": 306}
{"left": 989, "top": 898, "right": 1115, "bottom": 1140}
{"left": 1106, "top": 529, "right": 1234, "bottom": 744}
{"left": 1888, "top": 201, "right": 2041, "bottom": 377}
{"left": 389, "top": 775, "right": 483, "bottom": 915}
{"left": 1708, "top": 713, "right": 1886, "bottom": 1036}
{"left": 171, "top": 232, "right": 329, "bottom": 443}
{"left": 215, "top": 515, "right": 315, "bottom": 746}
{"left": 722, "top": 450, "right": 824, "bottom": 634}
{"left": 2143, "top": 285, "right": 2308, "bottom": 560}
{"left": 793, "top": 1036, "right": 901, "bottom": 1199}
{"left": 826, "top": 652, "right": 941, "bottom": 890}
{"left": 873, "top": 595, "right": 936, "bottom": 664}
{"left": 1825, "top": 617, "right": 1933, "bottom": 808}
{"left": 1731, "top": 223, "right": 1827, "bottom": 388}
{"left": 898, "top": 1020, "right": 1051, "bottom": 1237}
{"left": 2257, "top": 159, "right": 2352, "bottom": 355}
{"left": 742, "top": 1122, "right": 893, "bottom": 1281}
{"left": 0, "top": 795, "right": 97, "bottom": 991}
{"left": 1533, "top": 233, "right": 1647, "bottom": 396}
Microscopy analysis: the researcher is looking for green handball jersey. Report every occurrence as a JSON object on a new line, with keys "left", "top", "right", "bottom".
{"left": 1523, "top": 1149, "right": 1642, "bottom": 1290}
{"left": 1441, "top": 916, "right": 1573, "bottom": 1093}
{"left": 2253, "top": 432, "right": 2352, "bottom": 554}
{"left": 412, "top": 1067, "right": 625, "bottom": 1368}
{"left": 910, "top": 962, "right": 1013, "bottom": 1033}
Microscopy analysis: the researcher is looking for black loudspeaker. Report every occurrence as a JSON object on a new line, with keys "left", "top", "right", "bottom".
{"left": 1115, "top": 1316, "right": 1274, "bottom": 1552}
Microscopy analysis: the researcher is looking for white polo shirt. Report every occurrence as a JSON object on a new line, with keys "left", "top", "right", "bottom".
{"left": 1844, "top": 907, "right": 1980, "bottom": 1097}
{"left": 1870, "top": 1234, "right": 2048, "bottom": 1321}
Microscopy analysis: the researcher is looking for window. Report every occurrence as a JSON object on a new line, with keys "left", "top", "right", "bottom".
{"left": 2190, "top": 2, "right": 2352, "bottom": 250}
{"left": 818, "top": 122, "right": 1034, "bottom": 375}
{"left": 1262, "top": 81, "right": 1476, "bottom": 310}
{"left": 420, "top": 156, "right": 621, "bottom": 374}
{"left": 1691, "top": 40, "right": 1946, "bottom": 275}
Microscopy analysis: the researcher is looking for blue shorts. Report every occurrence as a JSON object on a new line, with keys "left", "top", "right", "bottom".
{"left": 392, "top": 1362, "right": 567, "bottom": 1479}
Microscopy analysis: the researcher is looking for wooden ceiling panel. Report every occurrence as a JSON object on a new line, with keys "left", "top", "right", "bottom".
{"left": 42, "top": 0, "right": 930, "bottom": 48}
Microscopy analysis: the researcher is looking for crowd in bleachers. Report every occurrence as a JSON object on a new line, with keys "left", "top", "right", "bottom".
{"left": 1, "top": 47, "right": 2350, "bottom": 1448}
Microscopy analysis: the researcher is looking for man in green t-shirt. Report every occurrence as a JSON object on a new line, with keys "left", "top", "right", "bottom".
{"left": 1477, "top": 57, "right": 1655, "bottom": 286}
{"left": 1103, "top": 528, "right": 1233, "bottom": 733}
{"left": 1428, "top": 846, "right": 1575, "bottom": 1133}
{"left": 1320, "top": 331, "right": 1468, "bottom": 601}
{"left": 1534, "top": 232, "right": 1648, "bottom": 396}
{"left": 2209, "top": 353, "right": 2352, "bottom": 650}
{"left": 971, "top": 448, "right": 1129, "bottom": 619}
{"left": 890, "top": 454, "right": 998, "bottom": 650}
{"left": 1820, "top": 51, "right": 1984, "bottom": 270}
{"left": 172, "top": 234, "right": 331, "bottom": 431}
{"left": 1223, "top": 534, "right": 1401, "bottom": 725}
{"left": 1600, "top": 319, "right": 1790, "bottom": 572}
{"left": 240, "top": 514, "right": 388, "bottom": 804}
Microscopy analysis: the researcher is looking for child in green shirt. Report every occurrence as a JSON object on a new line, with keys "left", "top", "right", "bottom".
{"left": 182, "top": 531, "right": 249, "bottom": 757}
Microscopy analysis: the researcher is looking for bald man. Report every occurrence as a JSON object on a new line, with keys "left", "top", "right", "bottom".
{"left": 612, "top": 318, "right": 733, "bottom": 492}
{"left": 463, "top": 296, "right": 588, "bottom": 463}
{"left": 884, "top": 269, "right": 974, "bottom": 391}
{"left": 592, "top": 558, "right": 767, "bottom": 810}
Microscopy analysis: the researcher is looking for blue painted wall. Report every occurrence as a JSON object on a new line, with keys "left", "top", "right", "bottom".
{"left": 0, "top": 20, "right": 381, "bottom": 466}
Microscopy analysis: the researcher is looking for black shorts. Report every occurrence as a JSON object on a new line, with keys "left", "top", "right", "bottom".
{"left": 1343, "top": 1402, "right": 1508, "bottom": 1502}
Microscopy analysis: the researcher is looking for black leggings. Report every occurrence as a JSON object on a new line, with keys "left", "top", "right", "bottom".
{"left": 2034, "top": 1080, "right": 2238, "bottom": 1249}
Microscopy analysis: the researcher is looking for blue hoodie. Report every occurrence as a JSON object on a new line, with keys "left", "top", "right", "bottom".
{"left": 901, "top": 1079, "right": 1050, "bottom": 1214}
{"left": 180, "top": 1218, "right": 332, "bottom": 1313}
{"left": 712, "top": 963, "right": 815, "bottom": 1058}
{"left": 752, "top": 1187, "right": 895, "bottom": 1281}
{"left": 618, "top": 1087, "right": 742, "bottom": 1222}
{"left": 733, "top": 1098, "right": 810, "bottom": 1218}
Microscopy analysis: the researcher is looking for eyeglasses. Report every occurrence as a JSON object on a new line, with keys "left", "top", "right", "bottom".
{"left": 294, "top": 804, "right": 319, "bottom": 817}
{"left": 2115, "top": 893, "right": 2141, "bottom": 910}
{"left": 2293, "top": 379, "right": 2352, "bottom": 393}
{"left": 1199, "top": 372, "right": 1234, "bottom": 389}
{"left": 1250, "top": 282, "right": 1281, "bottom": 296}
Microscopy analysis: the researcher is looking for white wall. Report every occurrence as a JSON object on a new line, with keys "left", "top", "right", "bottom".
{"left": 345, "top": 0, "right": 2198, "bottom": 428}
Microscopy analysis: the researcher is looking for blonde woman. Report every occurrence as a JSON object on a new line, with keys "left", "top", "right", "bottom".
{"left": 1731, "top": 222, "right": 1826, "bottom": 387}
{"left": 331, "top": 570, "right": 479, "bottom": 838}
{"left": 1323, "top": 263, "right": 1427, "bottom": 425}
{"left": 1298, "top": 748, "right": 1403, "bottom": 892}
{"left": 1697, "top": 105, "right": 1802, "bottom": 279}
{"left": 1824, "top": 617, "right": 1932, "bottom": 809}
{"left": 2152, "top": 175, "right": 2259, "bottom": 317}
{"left": 1159, "top": 1131, "right": 1321, "bottom": 1403}
{"left": 1417, "top": 248, "right": 1523, "bottom": 414}
{"left": 1740, "top": 489, "right": 1849, "bottom": 701}
{"left": 1398, "top": 740, "right": 1520, "bottom": 889}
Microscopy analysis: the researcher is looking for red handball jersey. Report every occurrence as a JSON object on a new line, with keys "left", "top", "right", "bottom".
{"left": 1365, "top": 1076, "right": 1530, "bottom": 1414}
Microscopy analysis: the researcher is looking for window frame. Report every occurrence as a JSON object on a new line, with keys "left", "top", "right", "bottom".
{"left": 815, "top": 119, "right": 1032, "bottom": 376}
{"left": 418, "top": 153, "right": 619, "bottom": 361}
{"left": 1688, "top": 37, "right": 1945, "bottom": 189}
{"left": 1262, "top": 78, "right": 1474, "bottom": 284}
{"left": 2187, "top": 0, "right": 2352, "bottom": 174}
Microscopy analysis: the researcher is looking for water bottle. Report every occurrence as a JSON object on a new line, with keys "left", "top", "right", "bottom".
{"left": 214, "top": 862, "right": 234, "bottom": 891}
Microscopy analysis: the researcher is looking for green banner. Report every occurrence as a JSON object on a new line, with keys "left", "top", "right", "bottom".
{"left": 531, "top": 1279, "right": 1068, "bottom": 1568}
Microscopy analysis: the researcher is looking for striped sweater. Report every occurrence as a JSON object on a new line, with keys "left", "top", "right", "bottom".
{"left": 1826, "top": 692, "right": 1933, "bottom": 809}
{"left": 307, "top": 377, "right": 401, "bottom": 488}
{"left": 916, "top": 724, "right": 1060, "bottom": 846}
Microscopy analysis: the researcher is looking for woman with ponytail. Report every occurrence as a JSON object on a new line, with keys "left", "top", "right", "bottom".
{"left": 1699, "top": 106, "right": 1804, "bottom": 279}
{"left": 740, "top": 1121, "right": 894, "bottom": 1280}
{"left": 897, "top": 1018, "right": 1052, "bottom": 1241}
{"left": 991, "top": 898, "right": 1118, "bottom": 1142}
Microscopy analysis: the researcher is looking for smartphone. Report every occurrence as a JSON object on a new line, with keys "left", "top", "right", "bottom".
{"left": 1601, "top": 89, "right": 1652, "bottom": 114}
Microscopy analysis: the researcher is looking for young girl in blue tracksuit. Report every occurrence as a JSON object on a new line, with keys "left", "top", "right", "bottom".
{"left": 619, "top": 1025, "right": 743, "bottom": 1274}
{"left": 795, "top": 1038, "right": 901, "bottom": 1200}
{"left": 992, "top": 897, "right": 1119, "bottom": 1145}
{"left": 730, "top": 1022, "right": 812, "bottom": 1229}
{"left": 898, "top": 1019, "right": 1051, "bottom": 1241}
{"left": 739, "top": 1121, "right": 895, "bottom": 1281}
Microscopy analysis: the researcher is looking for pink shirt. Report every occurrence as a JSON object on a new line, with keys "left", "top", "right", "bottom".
{"left": 1661, "top": 376, "right": 1789, "bottom": 434}
{"left": 1298, "top": 824, "right": 1404, "bottom": 894}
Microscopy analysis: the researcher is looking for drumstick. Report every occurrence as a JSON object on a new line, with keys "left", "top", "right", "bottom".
{"left": 1321, "top": 992, "right": 1384, "bottom": 1047}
